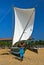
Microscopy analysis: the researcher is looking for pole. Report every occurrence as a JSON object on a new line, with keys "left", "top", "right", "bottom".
{"left": 12, "top": 5, "right": 15, "bottom": 46}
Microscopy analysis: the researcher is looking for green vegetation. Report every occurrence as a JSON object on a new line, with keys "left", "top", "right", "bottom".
{"left": 0, "top": 40, "right": 44, "bottom": 49}
{"left": 14, "top": 40, "right": 44, "bottom": 46}
{"left": 0, "top": 40, "right": 12, "bottom": 48}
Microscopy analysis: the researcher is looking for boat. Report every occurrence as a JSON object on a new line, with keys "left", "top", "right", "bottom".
{"left": 11, "top": 7, "right": 38, "bottom": 55}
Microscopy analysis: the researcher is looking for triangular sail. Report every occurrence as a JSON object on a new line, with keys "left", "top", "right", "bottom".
{"left": 12, "top": 7, "right": 35, "bottom": 45}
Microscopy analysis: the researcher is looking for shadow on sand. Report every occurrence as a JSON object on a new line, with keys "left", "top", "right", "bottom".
{"left": 1, "top": 53, "right": 10, "bottom": 55}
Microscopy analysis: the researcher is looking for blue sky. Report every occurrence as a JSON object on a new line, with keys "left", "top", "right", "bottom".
{"left": 0, "top": 0, "right": 44, "bottom": 40}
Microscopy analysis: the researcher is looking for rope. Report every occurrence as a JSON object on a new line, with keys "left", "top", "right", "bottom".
{"left": 0, "top": 8, "right": 11, "bottom": 23}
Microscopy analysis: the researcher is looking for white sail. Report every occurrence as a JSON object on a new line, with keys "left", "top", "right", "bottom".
{"left": 12, "top": 7, "right": 35, "bottom": 45}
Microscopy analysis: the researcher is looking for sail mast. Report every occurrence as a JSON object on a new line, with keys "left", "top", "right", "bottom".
{"left": 12, "top": 5, "right": 15, "bottom": 46}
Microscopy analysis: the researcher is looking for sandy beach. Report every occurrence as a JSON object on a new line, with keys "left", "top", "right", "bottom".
{"left": 0, "top": 48, "right": 44, "bottom": 65}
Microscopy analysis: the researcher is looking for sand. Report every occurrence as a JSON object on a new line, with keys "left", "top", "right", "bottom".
{"left": 0, "top": 48, "right": 44, "bottom": 65}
